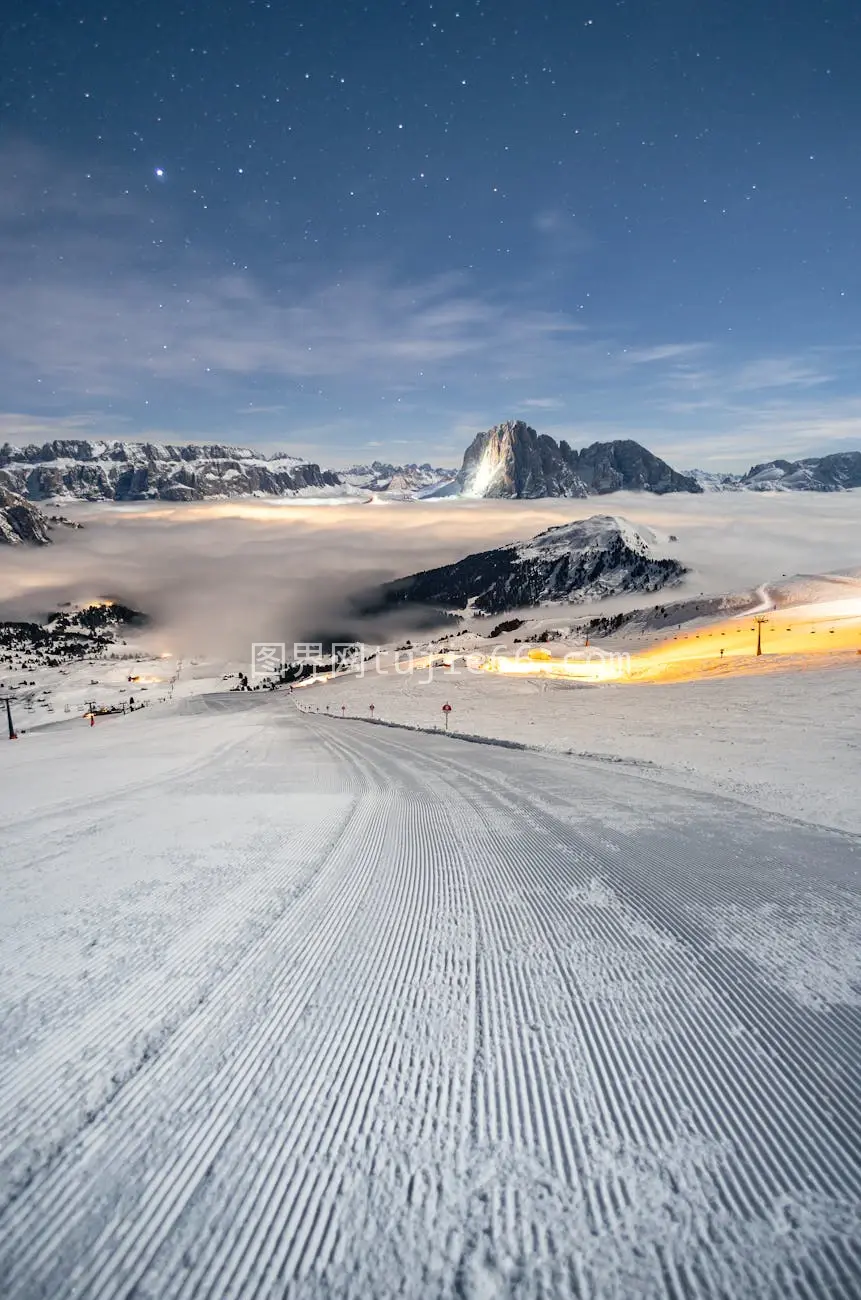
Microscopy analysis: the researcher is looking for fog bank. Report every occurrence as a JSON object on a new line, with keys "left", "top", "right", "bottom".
{"left": 2, "top": 493, "right": 861, "bottom": 658}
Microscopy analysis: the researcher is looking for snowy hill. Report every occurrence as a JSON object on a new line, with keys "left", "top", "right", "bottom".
{"left": 0, "top": 602, "right": 148, "bottom": 668}
{"left": 370, "top": 514, "right": 687, "bottom": 615}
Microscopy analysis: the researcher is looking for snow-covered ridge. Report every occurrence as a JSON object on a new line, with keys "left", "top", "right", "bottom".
{"left": 0, "top": 440, "right": 461, "bottom": 504}
{"left": 688, "top": 451, "right": 861, "bottom": 492}
{"left": 0, "top": 439, "right": 340, "bottom": 503}
{"left": 372, "top": 513, "right": 686, "bottom": 615}
{"left": 520, "top": 514, "right": 666, "bottom": 558}
{"left": 339, "top": 461, "right": 456, "bottom": 496}
{"left": 1, "top": 439, "right": 306, "bottom": 468}
{"left": 0, "top": 483, "right": 58, "bottom": 545}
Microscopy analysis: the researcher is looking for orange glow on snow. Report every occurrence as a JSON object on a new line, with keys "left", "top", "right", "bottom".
{"left": 476, "top": 596, "right": 861, "bottom": 686}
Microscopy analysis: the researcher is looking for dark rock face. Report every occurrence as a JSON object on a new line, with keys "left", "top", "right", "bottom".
{"left": 0, "top": 440, "right": 341, "bottom": 502}
{"left": 0, "top": 483, "right": 53, "bottom": 544}
{"left": 455, "top": 421, "right": 702, "bottom": 498}
{"left": 456, "top": 422, "right": 588, "bottom": 498}
{"left": 741, "top": 451, "right": 861, "bottom": 491}
{"left": 371, "top": 515, "right": 687, "bottom": 615}
{"left": 573, "top": 439, "right": 701, "bottom": 494}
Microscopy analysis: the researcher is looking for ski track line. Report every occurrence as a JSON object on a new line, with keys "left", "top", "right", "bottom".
{"left": 395, "top": 726, "right": 861, "bottom": 1174}
{"left": 70, "top": 753, "right": 464, "bottom": 1298}
{"left": 75, "top": 795, "right": 394, "bottom": 1300}
{"left": 174, "top": 730, "right": 478, "bottom": 1298}
{"left": 173, "top": 797, "right": 443, "bottom": 1296}
{"left": 442, "top": 728, "right": 861, "bottom": 1185}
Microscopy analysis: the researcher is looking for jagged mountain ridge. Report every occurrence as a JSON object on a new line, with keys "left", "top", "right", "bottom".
{"left": 741, "top": 451, "right": 861, "bottom": 491}
{"left": 0, "top": 440, "right": 340, "bottom": 502}
{"left": 371, "top": 514, "right": 687, "bottom": 615}
{"left": 7, "top": 432, "right": 855, "bottom": 505}
{"left": 689, "top": 451, "right": 861, "bottom": 492}
{"left": 455, "top": 421, "right": 702, "bottom": 498}
{"left": 340, "top": 461, "right": 456, "bottom": 495}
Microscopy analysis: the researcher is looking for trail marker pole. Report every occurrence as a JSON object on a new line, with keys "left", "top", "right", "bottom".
{"left": 369, "top": 703, "right": 375, "bottom": 720}
{"left": 442, "top": 702, "right": 452, "bottom": 732}
{"left": 341, "top": 705, "right": 346, "bottom": 718}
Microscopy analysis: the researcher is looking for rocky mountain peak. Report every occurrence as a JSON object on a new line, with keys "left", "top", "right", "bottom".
{"left": 455, "top": 421, "right": 702, "bottom": 498}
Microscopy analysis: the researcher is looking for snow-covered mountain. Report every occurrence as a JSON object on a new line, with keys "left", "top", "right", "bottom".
{"left": 0, "top": 484, "right": 53, "bottom": 545}
{"left": 688, "top": 452, "right": 861, "bottom": 492}
{"left": 371, "top": 514, "right": 687, "bottom": 615}
{"left": 454, "top": 421, "right": 702, "bottom": 499}
{"left": 741, "top": 452, "right": 861, "bottom": 491}
{"left": 685, "top": 469, "right": 745, "bottom": 492}
{"left": 0, "top": 440, "right": 342, "bottom": 502}
{"left": 339, "top": 461, "right": 456, "bottom": 496}
{"left": 0, "top": 440, "right": 461, "bottom": 504}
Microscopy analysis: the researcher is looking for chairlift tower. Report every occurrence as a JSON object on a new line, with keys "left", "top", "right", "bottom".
{"left": 754, "top": 615, "right": 768, "bottom": 656}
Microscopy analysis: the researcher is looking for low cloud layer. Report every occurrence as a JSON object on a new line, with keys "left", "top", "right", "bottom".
{"left": 3, "top": 496, "right": 861, "bottom": 664}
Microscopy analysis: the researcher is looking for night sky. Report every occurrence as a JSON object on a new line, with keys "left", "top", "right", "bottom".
{"left": 2, "top": 0, "right": 860, "bottom": 468}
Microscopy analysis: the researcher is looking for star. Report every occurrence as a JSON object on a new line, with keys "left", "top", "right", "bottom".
{"left": 154, "top": 167, "right": 165, "bottom": 179}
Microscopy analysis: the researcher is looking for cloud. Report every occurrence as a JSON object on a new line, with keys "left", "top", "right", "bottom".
{"left": 4, "top": 497, "right": 861, "bottom": 667}
{"left": 725, "top": 357, "right": 834, "bottom": 392}
{"left": 621, "top": 343, "right": 708, "bottom": 365}
{"left": 519, "top": 397, "right": 565, "bottom": 411}
{"left": 0, "top": 411, "right": 126, "bottom": 443}
{"left": 532, "top": 209, "right": 592, "bottom": 257}
{"left": 3, "top": 138, "right": 861, "bottom": 469}
{"left": 0, "top": 254, "right": 585, "bottom": 401}
{"left": 0, "top": 143, "right": 586, "bottom": 406}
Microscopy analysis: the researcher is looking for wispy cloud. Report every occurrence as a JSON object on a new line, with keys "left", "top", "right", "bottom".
{"left": 620, "top": 343, "right": 708, "bottom": 365}
{"left": 519, "top": 397, "right": 565, "bottom": 410}
{"left": 726, "top": 357, "right": 835, "bottom": 392}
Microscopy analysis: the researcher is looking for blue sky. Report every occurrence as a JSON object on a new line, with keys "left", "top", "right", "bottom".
{"left": 1, "top": 0, "right": 859, "bottom": 469}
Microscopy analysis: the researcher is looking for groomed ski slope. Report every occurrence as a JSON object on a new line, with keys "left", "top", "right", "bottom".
{"left": 1, "top": 695, "right": 860, "bottom": 1298}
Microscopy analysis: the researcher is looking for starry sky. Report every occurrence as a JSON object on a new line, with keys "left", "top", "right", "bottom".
{"left": 1, "top": 0, "right": 859, "bottom": 469}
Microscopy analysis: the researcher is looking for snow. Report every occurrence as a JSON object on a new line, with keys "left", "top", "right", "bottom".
{"left": 3, "top": 488, "right": 861, "bottom": 1291}
{"left": 303, "top": 651, "right": 861, "bottom": 835}
{"left": 1, "top": 695, "right": 860, "bottom": 1296}
{"left": 519, "top": 513, "right": 666, "bottom": 559}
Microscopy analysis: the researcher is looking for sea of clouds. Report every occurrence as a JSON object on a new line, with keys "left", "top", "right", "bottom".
{"left": 2, "top": 493, "right": 861, "bottom": 658}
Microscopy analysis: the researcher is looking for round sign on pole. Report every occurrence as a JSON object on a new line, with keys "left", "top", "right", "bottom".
{"left": 442, "top": 702, "right": 452, "bottom": 730}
